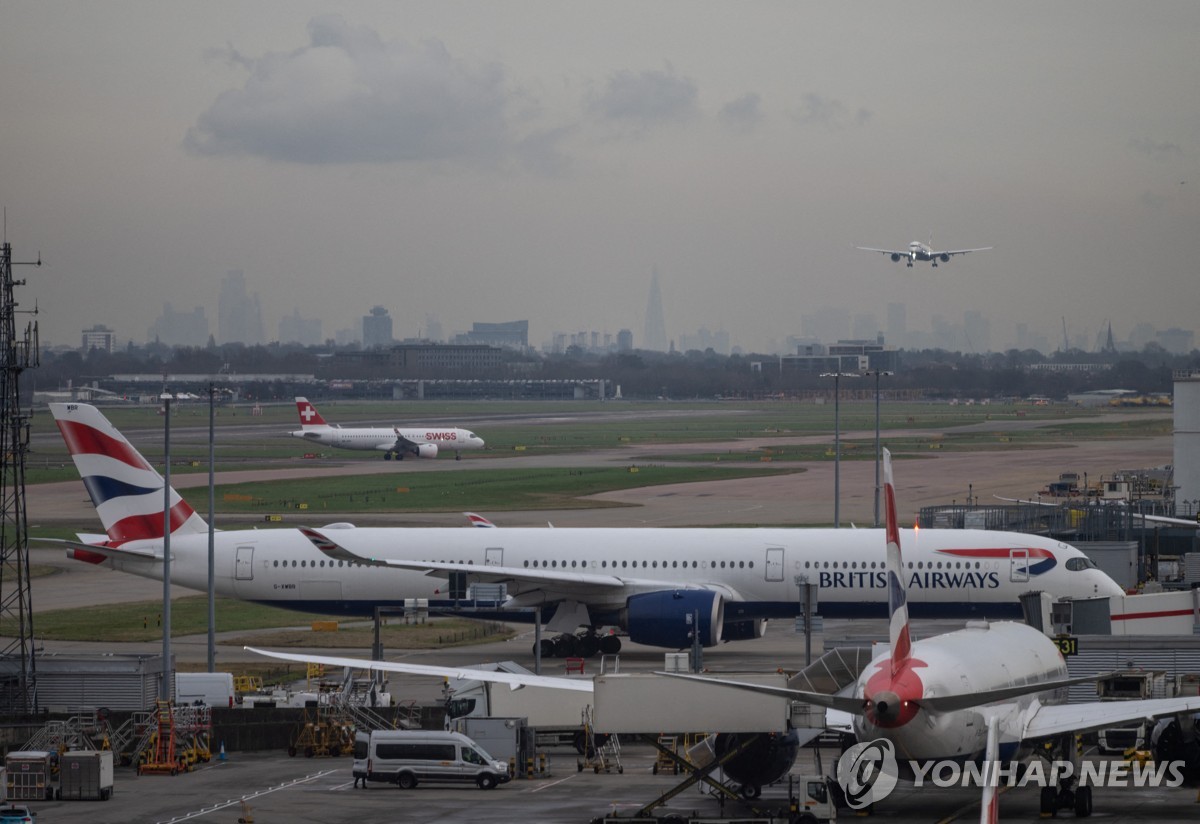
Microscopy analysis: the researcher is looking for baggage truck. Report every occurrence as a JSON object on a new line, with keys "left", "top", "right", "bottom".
{"left": 445, "top": 665, "right": 591, "bottom": 751}
{"left": 175, "top": 671, "right": 235, "bottom": 707}
{"left": 4, "top": 751, "right": 54, "bottom": 801}
{"left": 57, "top": 750, "right": 114, "bottom": 801}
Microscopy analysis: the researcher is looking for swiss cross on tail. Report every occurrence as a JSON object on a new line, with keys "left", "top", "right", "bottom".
{"left": 295, "top": 397, "right": 327, "bottom": 427}
{"left": 883, "top": 449, "right": 911, "bottom": 677}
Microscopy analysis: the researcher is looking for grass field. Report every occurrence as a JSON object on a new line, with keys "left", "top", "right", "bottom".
{"left": 197, "top": 464, "right": 803, "bottom": 514}
{"left": 25, "top": 399, "right": 1167, "bottom": 485}
{"left": 15, "top": 593, "right": 514, "bottom": 647}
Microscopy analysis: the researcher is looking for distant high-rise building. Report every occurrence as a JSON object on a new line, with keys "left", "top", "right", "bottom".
{"left": 81, "top": 324, "right": 116, "bottom": 353}
{"left": 643, "top": 268, "right": 667, "bottom": 352}
{"left": 424, "top": 314, "right": 443, "bottom": 343}
{"left": 457, "top": 320, "right": 529, "bottom": 350}
{"left": 148, "top": 302, "right": 209, "bottom": 347}
{"left": 886, "top": 303, "right": 907, "bottom": 348}
{"left": 217, "top": 270, "right": 264, "bottom": 345}
{"left": 801, "top": 306, "right": 850, "bottom": 343}
{"left": 278, "top": 309, "right": 322, "bottom": 346}
{"left": 617, "top": 329, "right": 633, "bottom": 352}
{"left": 852, "top": 313, "right": 879, "bottom": 341}
{"left": 362, "top": 306, "right": 393, "bottom": 349}
{"left": 962, "top": 310, "right": 990, "bottom": 353}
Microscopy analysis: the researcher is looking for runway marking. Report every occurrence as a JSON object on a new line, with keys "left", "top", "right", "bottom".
{"left": 155, "top": 769, "right": 337, "bottom": 822}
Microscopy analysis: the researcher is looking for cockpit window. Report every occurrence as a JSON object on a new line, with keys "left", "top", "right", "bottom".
{"left": 1065, "top": 557, "right": 1098, "bottom": 571}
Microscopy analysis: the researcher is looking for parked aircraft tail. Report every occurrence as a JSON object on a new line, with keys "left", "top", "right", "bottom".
{"left": 49, "top": 403, "right": 208, "bottom": 544}
{"left": 883, "top": 449, "right": 912, "bottom": 677}
{"left": 295, "top": 397, "right": 329, "bottom": 429}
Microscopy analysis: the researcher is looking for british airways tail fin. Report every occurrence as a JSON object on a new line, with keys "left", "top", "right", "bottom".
{"left": 883, "top": 448, "right": 912, "bottom": 677}
{"left": 295, "top": 397, "right": 329, "bottom": 429}
{"left": 48, "top": 403, "right": 207, "bottom": 544}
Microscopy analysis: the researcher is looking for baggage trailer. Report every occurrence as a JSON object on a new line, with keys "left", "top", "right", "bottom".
{"left": 4, "top": 751, "right": 54, "bottom": 801}
{"left": 58, "top": 750, "right": 114, "bottom": 801}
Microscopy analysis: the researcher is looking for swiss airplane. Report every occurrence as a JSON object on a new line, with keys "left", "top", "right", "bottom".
{"left": 48, "top": 403, "right": 1120, "bottom": 657}
{"left": 857, "top": 240, "right": 992, "bottom": 267}
{"left": 291, "top": 397, "right": 485, "bottom": 460}
{"left": 662, "top": 450, "right": 1200, "bottom": 820}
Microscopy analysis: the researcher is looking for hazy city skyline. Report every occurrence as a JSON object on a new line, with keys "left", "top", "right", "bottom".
{"left": 3, "top": 3, "right": 1197, "bottom": 354}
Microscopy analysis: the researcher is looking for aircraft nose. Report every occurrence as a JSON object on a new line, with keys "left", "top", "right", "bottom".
{"left": 871, "top": 690, "right": 903, "bottom": 725}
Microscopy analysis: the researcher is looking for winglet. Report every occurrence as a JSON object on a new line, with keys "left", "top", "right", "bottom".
{"left": 883, "top": 449, "right": 911, "bottom": 677}
{"left": 464, "top": 512, "right": 496, "bottom": 528}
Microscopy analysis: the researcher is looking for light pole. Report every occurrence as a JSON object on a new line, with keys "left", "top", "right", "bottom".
{"left": 821, "top": 371, "right": 859, "bottom": 528}
{"left": 863, "top": 370, "right": 893, "bottom": 527}
{"left": 160, "top": 393, "right": 173, "bottom": 700}
{"left": 207, "top": 383, "right": 216, "bottom": 673}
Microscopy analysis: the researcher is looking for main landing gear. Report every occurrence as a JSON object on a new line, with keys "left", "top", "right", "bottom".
{"left": 1038, "top": 735, "right": 1092, "bottom": 818}
{"left": 533, "top": 629, "right": 622, "bottom": 659}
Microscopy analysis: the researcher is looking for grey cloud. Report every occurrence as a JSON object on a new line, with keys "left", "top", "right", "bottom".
{"left": 587, "top": 67, "right": 699, "bottom": 127}
{"left": 1128, "top": 137, "right": 1183, "bottom": 160}
{"left": 186, "top": 15, "right": 514, "bottom": 165}
{"left": 792, "top": 92, "right": 871, "bottom": 129}
{"left": 718, "top": 93, "right": 764, "bottom": 132}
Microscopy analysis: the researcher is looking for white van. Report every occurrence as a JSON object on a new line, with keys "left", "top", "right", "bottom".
{"left": 354, "top": 730, "right": 510, "bottom": 790}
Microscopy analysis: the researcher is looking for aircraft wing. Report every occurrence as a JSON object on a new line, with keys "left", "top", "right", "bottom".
{"left": 856, "top": 246, "right": 907, "bottom": 256}
{"left": 658, "top": 671, "right": 867, "bottom": 714}
{"left": 936, "top": 247, "right": 992, "bottom": 257}
{"left": 391, "top": 427, "right": 417, "bottom": 451}
{"left": 1022, "top": 696, "right": 1200, "bottom": 741}
{"left": 299, "top": 527, "right": 741, "bottom": 598}
{"left": 245, "top": 647, "right": 595, "bottom": 692}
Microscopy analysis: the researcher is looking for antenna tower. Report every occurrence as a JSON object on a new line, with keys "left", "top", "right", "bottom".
{"left": 0, "top": 240, "right": 40, "bottom": 715}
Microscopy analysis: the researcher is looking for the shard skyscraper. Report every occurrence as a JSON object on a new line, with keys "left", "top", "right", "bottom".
{"left": 643, "top": 267, "right": 667, "bottom": 352}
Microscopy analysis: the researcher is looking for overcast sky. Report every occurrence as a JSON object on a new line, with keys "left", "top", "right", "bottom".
{"left": 3, "top": 2, "right": 1197, "bottom": 353}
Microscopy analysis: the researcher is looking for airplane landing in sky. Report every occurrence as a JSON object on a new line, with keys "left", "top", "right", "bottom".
{"left": 857, "top": 240, "right": 992, "bottom": 267}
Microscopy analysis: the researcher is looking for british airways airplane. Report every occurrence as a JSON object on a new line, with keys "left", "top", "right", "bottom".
{"left": 47, "top": 403, "right": 1120, "bottom": 655}
{"left": 857, "top": 240, "right": 992, "bottom": 267}
{"left": 290, "top": 397, "right": 485, "bottom": 460}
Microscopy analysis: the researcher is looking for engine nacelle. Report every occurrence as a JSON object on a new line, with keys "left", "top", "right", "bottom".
{"left": 939, "top": 253, "right": 950, "bottom": 262}
{"left": 721, "top": 618, "right": 766, "bottom": 642}
{"left": 688, "top": 730, "right": 800, "bottom": 792}
{"left": 889, "top": 253, "right": 902, "bottom": 262}
{"left": 624, "top": 590, "right": 724, "bottom": 648}
{"left": 415, "top": 443, "right": 438, "bottom": 459}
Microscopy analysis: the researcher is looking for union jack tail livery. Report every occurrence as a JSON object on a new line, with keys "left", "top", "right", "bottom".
{"left": 49, "top": 403, "right": 207, "bottom": 545}
{"left": 882, "top": 448, "right": 911, "bottom": 677}
{"left": 295, "top": 397, "right": 329, "bottom": 428}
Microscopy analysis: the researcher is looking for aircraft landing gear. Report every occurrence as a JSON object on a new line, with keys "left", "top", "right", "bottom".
{"left": 1039, "top": 780, "right": 1091, "bottom": 818}
{"left": 1039, "top": 734, "right": 1091, "bottom": 818}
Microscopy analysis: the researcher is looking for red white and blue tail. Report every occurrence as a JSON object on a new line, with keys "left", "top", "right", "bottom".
{"left": 49, "top": 403, "right": 207, "bottom": 545}
{"left": 883, "top": 448, "right": 912, "bottom": 677}
{"left": 464, "top": 512, "right": 496, "bottom": 528}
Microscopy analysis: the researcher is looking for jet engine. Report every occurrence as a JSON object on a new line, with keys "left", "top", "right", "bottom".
{"left": 720, "top": 618, "right": 766, "bottom": 642}
{"left": 688, "top": 730, "right": 800, "bottom": 798}
{"left": 414, "top": 443, "right": 438, "bottom": 459}
{"left": 939, "top": 253, "right": 951, "bottom": 262}
{"left": 623, "top": 590, "right": 724, "bottom": 648}
{"left": 890, "top": 253, "right": 902, "bottom": 262}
